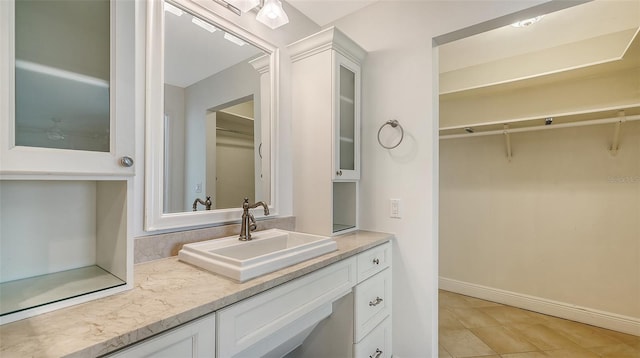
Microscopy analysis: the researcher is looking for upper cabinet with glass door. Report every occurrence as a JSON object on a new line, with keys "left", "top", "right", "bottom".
{"left": 334, "top": 53, "right": 360, "bottom": 180}
{"left": 0, "top": 0, "right": 135, "bottom": 176}
{"left": 288, "top": 26, "right": 365, "bottom": 183}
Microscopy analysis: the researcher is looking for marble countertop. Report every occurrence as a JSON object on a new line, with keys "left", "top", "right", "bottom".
{"left": 0, "top": 230, "right": 392, "bottom": 358}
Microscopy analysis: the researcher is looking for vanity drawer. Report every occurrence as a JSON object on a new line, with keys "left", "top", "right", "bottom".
{"left": 357, "top": 242, "right": 391, "bottom": 283}
{"left": 353, "top": 317, "right": 391, "bottom": 358}
{"left": 216, "top": 257, "right": 356, "bottom": 357}
{"left": 354, "top": 267, "right": 391, "bottom": 342}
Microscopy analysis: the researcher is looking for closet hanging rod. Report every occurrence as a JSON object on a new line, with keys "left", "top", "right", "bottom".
{"left": 440, "top": 114, "right": 640, "bottom": 140}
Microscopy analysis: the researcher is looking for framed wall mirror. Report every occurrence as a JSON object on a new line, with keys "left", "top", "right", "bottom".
{"left": 145, "top": 0, "right": 278, "bottom": 231}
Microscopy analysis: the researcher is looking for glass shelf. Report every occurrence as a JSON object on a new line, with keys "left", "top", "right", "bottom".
{"left": 0, "top": 265, "right": 125, "bottom": 317}
{"left": 332, "top": 223, "right": 355, "bottom": 233}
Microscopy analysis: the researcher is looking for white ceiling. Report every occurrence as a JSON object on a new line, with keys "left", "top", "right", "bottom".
{"left": 285, "top": 0, "right": 379, "bottom": 26}
{"left": 164, "top": 9, "right": 263, "bottom": 88}
{"left": 285, "top": 0, "right": 639, "bottom": 73}
{"left": 164, "top": 0, "right": 639, "bottom": 89}
{"left": 439, "top": 0, "right": 640, "bottom": 73}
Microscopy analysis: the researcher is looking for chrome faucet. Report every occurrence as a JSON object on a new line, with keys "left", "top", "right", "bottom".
{"left": 239, "top": 197, "right": 269, "bottom": 241}
{"left": 192, "top": 196, "right": 212, "bottom": 211}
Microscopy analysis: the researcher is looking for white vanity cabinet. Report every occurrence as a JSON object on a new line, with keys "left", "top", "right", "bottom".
{"left": 217, "top": 257, "right": 356, "bottom": 358}
{"left": 353, "top": 243, "right": 392, "bottom": 358}
{"left": 282, "top": 241, "right": 393, "bottom": 358}
{"left": 0, "top": 0, "right": 136, "bottom": 176}
{"left": 106, "top": 314, "right": 216, "bottom": 358}
{"left": 103, "top": 241, "right": 391, "bottom": 358}
{"left": 289, "top": 27, "right": 366, "bottom": 237}
{"left": 215, "top": 242, "right": 391, "bottom": 358}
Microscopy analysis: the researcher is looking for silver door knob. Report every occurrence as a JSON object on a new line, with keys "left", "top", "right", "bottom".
{"left": 120, "top": 156, "right": 134, "bottom": 167}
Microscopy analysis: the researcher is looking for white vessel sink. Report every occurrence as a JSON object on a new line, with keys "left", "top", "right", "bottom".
{"left": 178, "top": 229, "right": 338, "bottom": 282}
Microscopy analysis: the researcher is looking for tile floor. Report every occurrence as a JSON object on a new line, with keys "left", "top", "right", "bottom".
{"left": 439, "top": 290, "right": 640, "bottom": 358}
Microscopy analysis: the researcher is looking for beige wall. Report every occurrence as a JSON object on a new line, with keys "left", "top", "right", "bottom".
{"left": 164, "top": 84, "right": 186, "bottom": 213}
{"left": 440, "top": 121, "right": 640, "bottom": 319}
{"left": 215, "top": 133, "right": 255, "bottom": 208}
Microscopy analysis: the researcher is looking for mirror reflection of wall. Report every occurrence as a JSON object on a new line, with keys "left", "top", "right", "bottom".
{"left": 162, "top": 1, "right": 266, "bottom": 213}
{"left": 208, "top": 99, "right": 256, "bottom": 209}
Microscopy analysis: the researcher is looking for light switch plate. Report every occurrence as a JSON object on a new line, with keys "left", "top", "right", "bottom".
{"left": 390, "top": 198, "right": 401, "bottom": 218}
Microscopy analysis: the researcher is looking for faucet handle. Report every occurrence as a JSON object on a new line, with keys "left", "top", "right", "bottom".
{"left": 249, "top": 213, "right": 257, "bottom": 232}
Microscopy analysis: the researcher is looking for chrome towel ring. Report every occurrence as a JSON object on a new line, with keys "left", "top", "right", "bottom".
{"left": 377, "top": 119, "right": 404, "bottom": 149}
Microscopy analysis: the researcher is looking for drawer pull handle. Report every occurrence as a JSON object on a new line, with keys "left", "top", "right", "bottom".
{"left": 373, "top": 258, "right": 380, "bottom": 265}
{"left": 370, "top": 348, "right": 383, "bottom": 358}
{"left": 369, "top": 297, "right": 383, "bottom": 306}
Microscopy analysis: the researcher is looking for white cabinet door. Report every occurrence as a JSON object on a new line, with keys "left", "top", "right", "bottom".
{"left": 107, "top": 314, "right": 216, "bottom": 358}
{"left": 0, "top": 0, "right": 135, "bottom": 176}
{"left": 333, "top": 52, "right": 361, "bottom": 181}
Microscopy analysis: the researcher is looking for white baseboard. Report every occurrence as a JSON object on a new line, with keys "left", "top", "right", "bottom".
{"left": 439, "top": 277, "right": 640, "bottom": 336}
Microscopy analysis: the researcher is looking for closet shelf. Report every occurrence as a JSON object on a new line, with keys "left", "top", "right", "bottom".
{"left": 440, "top": 106, "right": 640, "bottom": 138}
{"left": 440, "top": 106, "right": 640, "bottom": 160}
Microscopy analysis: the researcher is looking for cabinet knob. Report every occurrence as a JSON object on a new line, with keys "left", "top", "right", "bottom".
{"left": 369, "top": 348, "right": 383, "bottom": 358}
{"left": 373, "top": 258, "right": 380, "bottom": 265}
{"left": 369, "top": 296, "right": 384, "bottom": 306}
{"left": 336, "top": 170, "right": 342, "bottom": 176}
{"left": 120, "top": 156, "right": 134, "bottom": 167}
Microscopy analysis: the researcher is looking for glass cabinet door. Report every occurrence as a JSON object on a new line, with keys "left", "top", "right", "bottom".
{"left": 334, "top": 53, "right": 360, "bottom": 180}
{"left": 0, "top": 0, "right": 135, "bottom": 176}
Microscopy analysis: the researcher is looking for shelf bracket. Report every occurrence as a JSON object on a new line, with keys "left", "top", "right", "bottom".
{"left": 610, "top": 110, "right": 626, "bottom": 156}
{"left": 503, "top": 124, "right": 512, "bottom": 161}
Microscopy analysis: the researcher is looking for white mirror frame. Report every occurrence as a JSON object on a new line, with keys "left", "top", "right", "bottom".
{"left": 145, "top": 0, "right": 279, "bottom": 231}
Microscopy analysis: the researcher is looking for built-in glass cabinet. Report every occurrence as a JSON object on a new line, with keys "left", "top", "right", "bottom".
{"left": 289, "top": 27, "right": 366, "bottom": 237}
{"left": 0, "top": 0, "right": 135, "bottom": 324}
{"left": 0, "top": 0, "right": 135, "bottom": 176}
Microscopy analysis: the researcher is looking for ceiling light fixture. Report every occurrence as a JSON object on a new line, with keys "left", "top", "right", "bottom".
{"left": 511, "top": 15, "right": 544, "bottom": 28}
{"left": 164, "top": 2, "right": 184, "bottom": 16}
{"left": 256, "top": 0, "right": 289, "bottom": 29}
{"left": 225, "top": 0, "right": 289, "bottom": 29}
{"left": 192, "top": 17, "right": 218, "bottom": 33}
